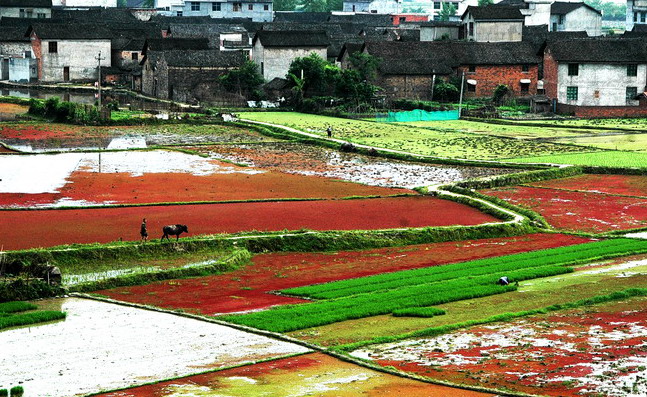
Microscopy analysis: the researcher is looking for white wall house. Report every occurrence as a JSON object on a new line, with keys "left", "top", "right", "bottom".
{"left": 549, "top": 2, "right": 602, "bottom": 36}
{"left": 627, "top": 0, "right": 647, "bottom": 31}
{"left": 462, "top": 5, "right": 524, "bottom": 42}
{"left": 51, "top": 0, "right": 117, "bottom": 7}
{"left": 0, "top": 0, "right": 52, "bottom": 18}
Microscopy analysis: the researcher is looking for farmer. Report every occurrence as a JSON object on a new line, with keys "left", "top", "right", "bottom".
{"left": 498, "top": 276, "right": 510, "bottom": 286}
{"left": 140, "top": 218, "right": 148, "bottom": 242}
{"left": 327, "top": 126, "right": 332, "bottom": 138}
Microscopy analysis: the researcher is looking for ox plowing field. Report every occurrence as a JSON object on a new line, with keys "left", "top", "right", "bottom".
{"left": 1, "top": 107, "right": 646, "bottom": 397}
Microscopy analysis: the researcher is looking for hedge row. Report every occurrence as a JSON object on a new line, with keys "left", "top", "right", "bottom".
{"left": 454, "top": 165, "right": 584, "bottom": 190}
{"left": 0, "top": 278, "right": 65, "bottom": 302}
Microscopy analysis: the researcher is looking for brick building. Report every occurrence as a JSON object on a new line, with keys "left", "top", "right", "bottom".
{"left": 543, "top": 38, "right": 647, "bottom": 117}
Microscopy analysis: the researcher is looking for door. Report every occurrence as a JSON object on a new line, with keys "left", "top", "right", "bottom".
{"left": 63, "top": 66, "right": 69, "bottom": 82}
{"left": 2, "top": 59, "right": 9, "bottom": 80}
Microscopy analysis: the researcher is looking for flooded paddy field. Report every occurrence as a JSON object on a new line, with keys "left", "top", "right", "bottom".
{"left": 96, "top": 352, "right": 493, "bottom": 397}
{"left": 96, "top": 233, "right": 591, "bottom": 316}
{"left": 351, "top": 296, "right": 647, "bottom": 397}
{"left": 0, "top": 150, "right": 407, "bottom": 208}
{"left": 0, "top": 298, "right": 309, "bottom": 397}
{"left": 0, "top": 196, "right": 498, "bottom": 250}
{"left": 195, "top": 142, "right": 521, "bottom": 189}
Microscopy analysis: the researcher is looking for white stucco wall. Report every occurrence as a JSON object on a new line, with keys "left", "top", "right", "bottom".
{"left": 473, "top": 20, "right": 523, "bottom": 42}
{"left": 51, "top": 0, "right": 117, "bottom": 7}
{"left": 522, "top": 1, "right": 552, "bottom": 26}
{"left": 558, "top": 63, "right": 647, "bottom": 106}
{"left": 550, "top": 7, "right": 601, "bottom": 36}
{"left": 253, "top": 41, "right": 328, "bottom": 81}
{"left": 0, "top": 7, "right": 51, "bottom": 18}
{"left": 40, "top": 39, "right": 112, "bottom": 82}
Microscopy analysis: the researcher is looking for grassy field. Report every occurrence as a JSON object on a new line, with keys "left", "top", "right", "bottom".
{"left": 239, "top": 112, "right": 592, "bottom": 160}
{"left": 0, "top": 300, "right": 66, "bottom": 330}
{"left": 505, "top": 151, "right": 647, "bottom": 168}
{"left": 512, "top": 117, "right": 647, "bottom": 130}
{"left": 554, "top": 132, "right": 647, "bottom": 152}
{"left": 397, "top": 120, "right": 597, "bottom": 139}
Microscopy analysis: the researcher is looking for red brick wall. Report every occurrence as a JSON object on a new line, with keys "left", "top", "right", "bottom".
{"left": 391, "top": 14, "right": 429, "bottom": 26}
{"left": 457, "top": 64, "right": 538, "bottom": 98}
{"left": 557, "top": 101, "right": 647, "bottom": 118}
{"left": 30, "top": 32, "right": 42, "bottom": 80}
{"left": 543, "top": 50, "right": 558, "bottom": 100}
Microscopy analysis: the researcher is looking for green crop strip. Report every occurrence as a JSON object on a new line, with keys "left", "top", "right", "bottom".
{"left": 0, "top": 301, "right": 37, "bottom": 314}
{"left": 219, "top": 239, "right": 647, "bottom": 333}
{"left": 392, "top": 307, "right": 447, "bottom": 318}
{"left": 0, "top": 310, "right": 66, "bottom": 330}
{"left": 282, "top": 239, "right": 647, "bottom": 299}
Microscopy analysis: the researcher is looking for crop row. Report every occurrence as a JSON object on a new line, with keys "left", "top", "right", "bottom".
{"left": 282, "top": 238, "right": 647, "bottom": 299}
{"left": 392, "top": 307, "right": 447, "bottom": 318}
{"left": 0, "top": 310, "right": 66, "bottom": 330}
{"left": 220, "top": 265, "right": 569, "bottom": 332}
{"left": 0, "top": 301, "right": 37, "bottom": 314}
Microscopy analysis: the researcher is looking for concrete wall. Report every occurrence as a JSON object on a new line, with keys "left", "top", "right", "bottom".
{"left": 342, "top": 1, "right": 370, "bottom": 12}
{"left": 0, "top": 42, "right": 32, "bottom": 58}
{"left": 182, "top": 1, "right": 273, "bottom": 22}
{"left": 51, "top": 0, "right": 117, "bottom": 6}
{"left": 550, "top": 7, "right": 601, "bottom": 36}
{"left": 523, "top": 1, "right": 552, "bottom": 26}
{"left": 38, "top": 39, "right": 112, "bottom": 82}
{"left": 420, "top": 26, "right": 459, "bottom": 41}
{"left": 474, "top": 21, "right": 522, "bottom": 42}
{"left": 253, "top": 41, "right": 328, "bottom": 81}
{"left": 141, "top": 57, "right": 169, "bottom": 98}
{"left": 376, "top": 74, "right": 434, "bottom": 100}
{"left": 8, "top": 58, "right": 35, "bottom": 82}
{"left": 627, "top": 0, "right": 647, "bottom": 31}
{"left": 0, "top": 7, "right": 51, "bottom": 18}
{"left": 113, "top": 50, "right": 141, "bottom": 69}
{"left": 556, "top": 63, "right": 647, "bottom": 106}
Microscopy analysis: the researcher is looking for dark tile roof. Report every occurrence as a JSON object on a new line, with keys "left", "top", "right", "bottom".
{"left": 273, "top": 12, "right": 331, "bottom": 23}
{"left": 364, "top": 41, "right": 540, "bottom": 76}
{"left": 463, "top": 5, "right": 524, "bottom": 21}
{"left": 0, "top": 26, "right": 30, "bottom": 42}
{"left": 253, "top": 30, "right": 329, "bottom": 47}
{"left": 551, "top": 2, "right": 601, "bottom": 15}
{"left": 51, "top": 8, "right": 139, "bottom": 23}
{"left": 0, "top": 0, "right": 51, "bottom": 6}
{"left": 523, "top": 25, "right": 589, "bottom": 53}
{"left": 420, "top": 21, "right": 462, "bottom": 27}
{"left": 143, "top": 38, "right": 210, "bottom": 54}
{"left": 27, "top": 23, "right": 113, "bottom": 39}
{"left": 495, "top": 0, "right": 527, "bottom": 7}
{"left": 336, "top": 42, "right": 364, "bottom": 62}
{"left": 546, "top": 38, "right": 647, "bottom": 63}
{"left": 633, "top": 24, "right": 647, "bottom": 32}
{"left": 327, "top": 13, "right": 392, "bottom": 26}
{"left": 148, "top": 49, "right": 245, "bottom": 68}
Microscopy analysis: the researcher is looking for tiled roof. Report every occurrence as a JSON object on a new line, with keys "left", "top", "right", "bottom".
{"left": 551, "top": 2, "right": 601, "bottom": 15}
{"left": 546, "top": 38, "right": 647, "bottom": 62}
{"left": 253, "top": 30, "right": 329, "bottom": 47}
{"left": 26, "top": 23, "right": 113, "bottom": 39}
{"left": 463, "top": 5, "right": 524, "bottom": 20}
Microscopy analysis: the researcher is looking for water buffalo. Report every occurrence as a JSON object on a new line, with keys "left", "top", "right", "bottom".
{"left": 161, "top": 224, "right": 188, "bottom": 241}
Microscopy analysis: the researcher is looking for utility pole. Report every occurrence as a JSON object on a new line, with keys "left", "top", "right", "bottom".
{"left": 95, "top": 51, "right": 106, "bottom": 109}
{"left": 430, "top": 73, "right": 436, "bottom": 102}
{"left": 458, "top": 71, "right": 465, "bottom": 119}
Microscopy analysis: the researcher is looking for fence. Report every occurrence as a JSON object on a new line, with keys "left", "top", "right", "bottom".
{"left": 375, "top": 109, "right": 460, "bottom": 123}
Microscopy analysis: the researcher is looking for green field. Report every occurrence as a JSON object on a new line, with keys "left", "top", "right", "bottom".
{"left": 0, "top": 300, "right": 66, "bottom": 330}
{"left": 221, "top": 239, "right": 647, "bottom": 333}
{"left": 513, "top": 117, "right": 647, "bottom": 130}
{"left": 554, "top": 132, "right": 647, "bottom": 152}
{"left": 397, "top": 120, "right": 597, "bottom": 139}
{"left": 239, "top": 112, "right": 592, "bottom": 160}
{"left": 506, "top": 151, "right": 647, "bottom": 168}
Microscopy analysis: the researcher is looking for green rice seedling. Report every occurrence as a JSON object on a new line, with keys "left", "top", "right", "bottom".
{"left": 392, "top": 307, "right": 447, "bottom": 317}
{"left": 0, "top": 302, "right": 37, "bottom": 314}
{"left": 9, "top": 386, "right": 23, "bottom": 397}
{"left": 0, "top": 311, "right": 66, "bottom": 330}
{"left": 0, "top": 389, "right": 8, "bottom": 397}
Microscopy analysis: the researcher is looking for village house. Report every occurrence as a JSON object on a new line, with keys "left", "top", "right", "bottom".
{"left": 627, "top": 0, "right": 647, "bottom": 31}
{"left": 342, "top": 0, "right": 402, "bottom": 14}
{"left": 543, "top": 38, "right": 647, "bottom": 117}
{"left": 26, "top": 22, "right": 112, "bottom": 82}
{"left": 461, "top": 5, "right": 524, "bottom": 42}
{"left": 420, "top": 20, "right": 461, "bottom": 41}
{"left": 0, "top": 24, "right": 37, "bottom": 81}
{"left": 549, "top": 2, "right": 601, "bottom": 36}
{"left": 252, "top": 30, "right": 329, "bottom": 81}
{"left": 0, "top": 0, "right": 51, "bottom": 19}
{"left": 140, "top": 48, "right": 244, "bottom": 103}
{"left": 173, "top": 0, "right": 273, "bottom": 22}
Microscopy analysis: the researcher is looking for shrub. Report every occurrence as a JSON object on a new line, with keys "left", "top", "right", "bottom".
{"left": 9, "top": 386, "right": 23, "bottom": 397}
{"left": 27, "top": 98, "right": 45, "bottom": 116}
{"left": 0, "top": 389, "right": 7, "bottom": 397}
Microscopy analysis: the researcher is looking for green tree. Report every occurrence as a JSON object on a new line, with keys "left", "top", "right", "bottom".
{"left": 478, "top": 0, "right": 493, "bottom": 6}
{"left": 287, "top": 53, "right": 339, "bottom": 95}
{"left": 327, "top": 0, "right": 343, "bottom": 11}
{"left": 220, "top": 60, "right": 265, "bottom": 99}
{"left": 274, "top": 0, "right": 298, "bottom": 11}
{"left": 117, "top": 0, "right": 127, "bottom": 7}
{"left": 142, "top": 0, "right": 154, "bottom": 8}
{"left": 335, "top": 69, "right": 378, "bottom": 104}
{"left": 438, "top": 2, "right": 457, "bottom": 21}
{"left": 349, "top": 52, "right": 380, "bottom": 81}
{"left": 300, "top": 0, "right": 328, "bottom": 12}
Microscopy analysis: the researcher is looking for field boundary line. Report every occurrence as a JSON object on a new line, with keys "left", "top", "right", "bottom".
{"left": 71, "top": 293, "right": 531, "bottom": 397}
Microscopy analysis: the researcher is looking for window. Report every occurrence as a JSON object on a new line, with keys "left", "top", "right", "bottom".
{"left": 131, "top": 52, "right": 139, "bottom": 61}
{"left": 552, "top": 22, "right": 557, "bottom": 31}
{"left": 37, "top": 13, "right": 46, "bottom": 18}
{"left": 48, "top": 41, "right": 57, "bottom": 54}
{"left": 567, "top": 63, "right": 578, "bottom": 76}
{"left": 212, "top": 2, "right": 221, "bottom": 11}
{"left": 434, "top": 1, "right": 441, "bottom": 9}
{"left": 191, "top": 2, "right": 200, "bottom": 11}
{"left": 636, "top": 12, "right": 639, "bottom": 22}
{"left": 522, "top": 64, "right": 529, "bottom": 73}
{"left": 19, "top": 9, "right": 25, "bottom": 17}
{"left": 233, "top": 2, "right": 241, "bottom": 11}
{"left": 176, "top": 11, "right": 183, "bottom": 16}
{"left": 566, "top": 86, "right": 578, "bottom": 101}
{"left": 264, "top": 4, "right": 269, "bottom": 10}
{"left": 399, "top": 17, "right": 406, "bottom": 23}
{"left": 468, "top": 65, "right": 476, "bottom": 73}
{"left": 468, "top": 22, "right": 474, "bottom": 36}
{"left": 248, "top": 4, "right": 253, "bottom": 10}
{"left": 558, "top": 15, "right": 564, "bottom": 24}
{"left": 628, "top": 64, "right": 638, "bottom": 76}
{"left": 627, "top": 87, "right": 638, "bottom": 102}
{"left": 520, "top": 82, "right": 529, "bottom": 94}
{"left": 467, "top": 83, "right": 476, "bottom": 92}
{"left": 24, "top": 50, "right": 31, "bottom": 58}
{"left": 643, "top": 12, "right": 646, "bottom": 23}
{"left": 26, "top": 10, "right": 33, "bottom": 18}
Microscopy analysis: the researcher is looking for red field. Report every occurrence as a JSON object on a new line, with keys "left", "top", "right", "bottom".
{"left": 530, "top": 174, "right": 647, "bottom": 197}
{"left": 0, "top": 196, "right": 498, "bottom": 250}
{"left": 363, "top": 297, "right": 647, "bottom": 397}
{"left": 96, "top": 353, "right": 493, "bottom": 397}
{"left": 0, "top": 169, "right": 409, "bottom": 208}
{"left": 481, "top": 185, "right": 647, "bottom": 232}
{"left": 97, "top": 233, "right": 592, "bottom": 315}
{"left": 0, "top": 123, "right": 83, "bottom": 140}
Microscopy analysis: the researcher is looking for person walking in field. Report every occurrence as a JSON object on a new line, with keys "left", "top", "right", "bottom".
{"left": 140, "top": 218, "right": 148, "bottom": 242}
{"left": 327, "top": 126, "right": 332, "bottom": 138}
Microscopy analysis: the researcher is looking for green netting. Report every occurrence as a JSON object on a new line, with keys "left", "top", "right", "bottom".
{"left": 376, "top": 109, "right": 460, "bottom": 122}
